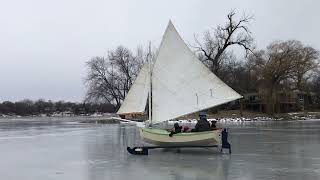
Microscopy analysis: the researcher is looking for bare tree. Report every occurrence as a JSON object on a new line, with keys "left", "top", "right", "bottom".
{"left": 291, "top": 44, "right": 319, "bottom": 91}
{"left": 108, "top": 46, "right": 143, "bottom": 98}
{"left": 193, "top": 10, "right": 254, "bottom": 76}
{"left": 85, "top": 56, "right": 120, "bottom": 105}
{"left": 85, "top": 46, "right": 148, "bottom": 108}
{"left": 249, "top": 40, "right": 319, "bottom": 114}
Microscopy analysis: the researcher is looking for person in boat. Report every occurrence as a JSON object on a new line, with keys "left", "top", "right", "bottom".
{"left": 169, "top": 123, "right": 182, "bottom": 137}
{"left": 191, "top": 112, "right": 211, "bottom": 132}
{"left": 182, "top": 125, "right": 190, "bottom": 132}
{"left": 211, "top": 120, "right": 217, "bottom": 128}
{"left": 210, "top": 120, "right": 219, "bottom": 130}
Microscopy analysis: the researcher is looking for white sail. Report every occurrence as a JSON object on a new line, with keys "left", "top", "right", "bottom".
{"left": 117, "top": 63, "right": 149, "bottom": 115}
{"left": 151, "top": 21, "right": 242, "bottom": 124}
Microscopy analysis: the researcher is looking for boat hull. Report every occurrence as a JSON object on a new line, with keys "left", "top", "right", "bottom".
{"left": 139, "top": 127, "right": 222, "bottom": 146}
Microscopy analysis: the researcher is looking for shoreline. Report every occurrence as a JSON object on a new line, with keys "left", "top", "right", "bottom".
{"left": 181, "top": 110, "right": 320, "bottom": 122}
{"left": 1, "top": 110, "right": 320, "bottom": 124}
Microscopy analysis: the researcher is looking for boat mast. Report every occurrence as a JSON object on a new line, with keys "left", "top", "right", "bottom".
{"left": 148, "top": 41, "right": 152, "bottom": 126}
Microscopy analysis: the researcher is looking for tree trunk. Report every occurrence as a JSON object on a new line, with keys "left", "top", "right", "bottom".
{"left": 267, "top": 87, "right": 275, "bottom": 115}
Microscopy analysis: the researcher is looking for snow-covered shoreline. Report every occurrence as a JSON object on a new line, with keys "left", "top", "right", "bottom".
{"left": 167, "top": 116, "right": 320, "bottom": 125}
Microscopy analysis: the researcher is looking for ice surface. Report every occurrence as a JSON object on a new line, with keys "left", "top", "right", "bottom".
{"left": 0, "top": 117, "right": 319, "bottom": 180}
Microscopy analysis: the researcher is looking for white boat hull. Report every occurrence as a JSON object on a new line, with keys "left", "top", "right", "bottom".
{"left": 139, "top": 127, "right": 222, "bottom": 146}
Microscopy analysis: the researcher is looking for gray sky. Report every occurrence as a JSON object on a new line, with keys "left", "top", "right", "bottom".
{"left": 0, "top": 0, "right": 319, "bottom": 102}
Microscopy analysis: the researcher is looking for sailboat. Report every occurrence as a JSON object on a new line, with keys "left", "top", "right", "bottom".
{"left": 117, "top": 21, "right": 242, "bottom": 149}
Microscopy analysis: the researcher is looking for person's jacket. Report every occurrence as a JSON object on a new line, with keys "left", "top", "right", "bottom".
{"left": 194, "top": 118, "right": 211, "bottom": 132}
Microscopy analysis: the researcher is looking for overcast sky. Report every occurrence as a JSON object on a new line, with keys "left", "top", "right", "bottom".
{"left": 0, "top": 0, "right": 319, "bottom": 102}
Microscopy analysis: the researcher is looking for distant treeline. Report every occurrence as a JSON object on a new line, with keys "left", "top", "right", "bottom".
{"left": 0, "top": 99, "right": 116, "bottom": 116}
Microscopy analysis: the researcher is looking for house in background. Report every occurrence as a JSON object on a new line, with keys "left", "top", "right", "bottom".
{"left": 243, "top": 90, "right": 318, "bottom": 113}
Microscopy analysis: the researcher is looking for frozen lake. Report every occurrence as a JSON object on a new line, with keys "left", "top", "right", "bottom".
{"left": 0, "top": 117, "right": 320, "bottom": 180}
